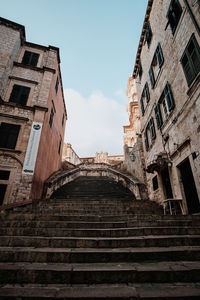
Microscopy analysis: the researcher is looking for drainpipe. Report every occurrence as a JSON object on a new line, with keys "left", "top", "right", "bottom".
{"left": 183, "top": 0, "right": 200, "bottom": 37}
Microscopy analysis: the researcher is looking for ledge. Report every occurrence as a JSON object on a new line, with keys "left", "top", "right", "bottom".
{"left": 9, "top": 75, "right": 38, "bottom": 85}
{"left": 13, "top": 62, "right": 56, "bottom": 74}
{"left": 0, "top": 112, "right": 29, "bottom": 121}
{"left": 0, "top": 148, "right": 22, "bottom": 154}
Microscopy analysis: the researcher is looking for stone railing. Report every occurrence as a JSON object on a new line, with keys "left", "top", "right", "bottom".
{"left": 43, "top": 163, "right": 147, "bottom": 201}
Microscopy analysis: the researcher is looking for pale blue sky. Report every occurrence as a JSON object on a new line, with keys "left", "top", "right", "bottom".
{"left": 1, "top": 0, "right": 148, "bottom": 156}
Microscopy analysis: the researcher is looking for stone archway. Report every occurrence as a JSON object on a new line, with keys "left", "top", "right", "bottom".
{"left": 43, "top": 163, "right": 147, "bottom": 201}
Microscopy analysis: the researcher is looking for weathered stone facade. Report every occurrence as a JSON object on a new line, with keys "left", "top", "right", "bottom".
{"left": 62, "top": 143, "right": 82, "bottom": 165}
{"left": 131, "top": 0, "right": 200, "bottom": 214}
{"left": 0, "top": 17, "right": 67, "bottom": 208}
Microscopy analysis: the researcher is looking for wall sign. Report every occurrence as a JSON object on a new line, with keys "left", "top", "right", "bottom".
{"left": 22, "top": 122, "right": 43, "bottom": 175}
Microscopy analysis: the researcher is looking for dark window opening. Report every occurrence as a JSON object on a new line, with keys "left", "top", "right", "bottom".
{"left": 144, "top": 117, "right": 156, "bottom": 151}
{"left": 152, "top": 176, "right": 159, "bottom": 191}
{"left": 0, "top": 123, "right": 20, "bottom": 149}
{"left": 155, "top": 82, "right": 175, "bottom": 128}
{"left": 62, "top": 113, "right": 65, "bottom": 127}
{"left": 181, "top": 34, "right": 200, "bottom": 86}
{"left": 49, "top": 107, "right": 54, "bottom": 128}
{"left": 167, "top": 0, "right": 182, "bottom": 34}
{"left": 0, "top": 170, "right": 10, "bottom": 180}
{"left": 145, "top": 21, "right": 153, "bottom": 48}
{"left": 149, "top": 43, "right": 164, "bottom": 88}
{"left": 0, "top": 184, "right": 7, "bottom": 205}
{"left": 22, "top": 51, "right": 39, "bottom": 67}
{"left": 140, "top": 82, "right": 150, "bottom": 115}
{"left": 9, "top": 84, "right": 30, "bottom": 106}
{"left": 55, "top": 76, "right": 59, "bottom": 94}
{"left": 58, "top": 140, "right": 62, "bottom": 155}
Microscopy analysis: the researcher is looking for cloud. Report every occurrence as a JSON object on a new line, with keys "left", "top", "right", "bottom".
{"left": 114, "top": 89, "right": 125, "bottom": 97}
{"left": 64, "top": 89, "right": 128, "bottom": 157}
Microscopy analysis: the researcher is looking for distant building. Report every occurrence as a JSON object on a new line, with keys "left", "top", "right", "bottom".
{"left": 123, "top": 77, "right": 140, "bottom": 147}
{"left": 81, "top": 152, "right": 124, "bottom": 165}
{"left": 131, "top": 0, "right": 200, "bottom": 213}
{"left": 62, "top": 143, "right": 82, "bottom": 165}
{"left": 0, "top": 17, "right": 67, "bottom": 207}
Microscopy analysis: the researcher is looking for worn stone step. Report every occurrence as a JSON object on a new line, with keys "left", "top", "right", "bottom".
{"left": 0, "top": 261, "right": 200, "bottom": 284}
{"left": 0, "top": 235, "right": 200, "bottom": 248}
{"left": 0, "top": 283, "right": 200, "bottom": 299}
{"left": 0, "top": 246, "right": 200, "bottom": 263}
{"left": 1, "top": 226, "right": 200, "bottom": 238}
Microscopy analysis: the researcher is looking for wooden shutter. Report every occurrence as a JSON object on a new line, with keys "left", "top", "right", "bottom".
{"left": 140, "top": 98, "right": 145, "bottom": 116}
{"left": 149, "top": 117, "right": 156, "bottom": 140}
{"left": 144, "top": 129, "right": 149, "bottom": 151}
{"left": 154, "top": 103, "right": 163, "bottom": 129}
{"left": 156, "top": 43, "right": 164, "bottom": 68}
{"left": 144, "top": 82, "right": 150, "bottom": 103}
{"left": 149, "top": 66, "right": 155, "bottom": 88}
{"left": 164, "top": 82, "right": 175, "bottom": 112}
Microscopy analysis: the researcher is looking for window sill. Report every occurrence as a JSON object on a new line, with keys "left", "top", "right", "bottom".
{"left": 0, "top": 148, "right": 22, "bottom": 154}
{"left": 187, "top": 72, "right": 200, "bottom": 97}
{"left": 13, "top": 62, "right": 56, "bottom": 74}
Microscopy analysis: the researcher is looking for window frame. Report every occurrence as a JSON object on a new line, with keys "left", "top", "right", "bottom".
{"left": 49, "top": 107, "right": 55, "bottom": 129}
{"left": 181, "top": 34, "right": 200, "bottom": 86}
{"left": 0, "top": 123, "right": 20, "bottom": 150}
{"left": 9, "top": 84, "right": 30, "bottom": 106}
{"left": 145, "top": 21, "right": 153, "bottom": 48}
{"left": 166, "top": 0, "right": 182, "bottom": 35}
{"left": 55, "top": 76, "right": 59, "bottom": 94}
{"left": 22, "top": 50, "right": 39, "bottom": 67}
{"left": 149, "top": 43, "right": 164, "bottom": 89}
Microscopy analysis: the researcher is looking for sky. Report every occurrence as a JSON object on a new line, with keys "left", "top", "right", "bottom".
{"left": 1, "top": 0, "right": 148, "bottom": 157}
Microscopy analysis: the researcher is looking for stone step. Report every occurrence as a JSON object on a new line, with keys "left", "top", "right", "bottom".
{"left": 0, "top": 261, "right": 200, "bottom": 284}
{"left": 0, "top": 246, "right": 200, "bottom": 263}
{"left": 0, "top": 219, "right": 199, "bottom": 229}
{"left": 0, "top": 235, "right": 199, "bottom": 248}
{"left": 1, "top": 226, "right": 200, "bottom": 238}
{"left": 0, "top": 283, "right": 200, "bottom": 299}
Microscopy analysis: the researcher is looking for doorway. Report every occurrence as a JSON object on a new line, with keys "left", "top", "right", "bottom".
{"left": 178, "top": 158, "right": 200, "bottom": 214}
{"left": 161, "top": 167, "right": 173, "bottom": 199}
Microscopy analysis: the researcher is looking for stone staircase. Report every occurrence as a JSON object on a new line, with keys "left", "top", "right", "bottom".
{"left": 0, "top": 176, "right": 200, "bottom": 299}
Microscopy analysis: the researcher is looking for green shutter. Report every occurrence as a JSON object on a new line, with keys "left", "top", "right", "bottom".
{"left": 149, "top": 117, "right": 156, "bottom": 140}
{"left": 156, "top": 43, "right": 164, "bottom": 68}
{"left": 144, "top": 130, "right": 149, "bottom": 151}
{"left": 140, "top": 98, "right": 145, "bottom": 115}
{"left": 149, "top": 66, "right": 155, "bottom": 88}
{"left": 154, "top": 104, "right": 163, "bottom": 129}
{"left": 164, "top": 82, "right": 175, "bottom": 112}
{"left": 144, "top": 82, "right": 150, "bottom": 103}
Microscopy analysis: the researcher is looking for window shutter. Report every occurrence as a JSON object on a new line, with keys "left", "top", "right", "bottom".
{"left": 144, "top": 82, "right": 150, "bottom": 103}
{"left": 0, "top": 123, "right": 20, "bottom": 149}
{"left": 144, "top": 129, "right": 149, "bottom": 151}
{"left": 154, "top": 103, "right": 163, "bottom": 129}
{"left": 149, "top": 117, "right": 156, "bottom": 140}
{"left": 156, "top": 43, "right": 164, "bottom": 68}
{"left": 140, "top": 98, "right": 145, "bottom": 116}
{"left": 9, "top": 85, "right": 30, "bottom": 106}
{"left": 22, "top": 51, "right": 39, "bottom": 67}
{"left": 31, "top": 53, "right": 39, "bottom": 66}
{"left": 164, "top": 82, "right": 175, "bottom": 112}
{"left": 22, "top": 51, "right": 30, "bottom": 65}
{"left": 149, "top": 66, "right": 155, "bottom": 88}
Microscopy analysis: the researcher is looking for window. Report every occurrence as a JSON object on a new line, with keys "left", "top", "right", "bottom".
{"left": 140, "top": 82, "right": 150, "bottom": 115}
{"left": 62, "top": 113, "right": 65, "bottom": 127}
{"left": 9, "top": 84, "right": 30, "bottom": 106}
{"left": 49, "top": 107, "right": 54, "bottom": 128}
{"left": 0, "top": 170, "right": 10, "bottom": 180}
{"left": 167, "top": 0, "right": 182, "bottom": 34}
{"left": 145, "top": 21, "right": 152, "bottom": 47}
{"left": 22, "top": 51, "right": 39, "bottom": 67}
{"left": 0, "top": 123, "right": 20, "bottom": 149}
{"left": 138, "top": 60, "right": 143, "bottom": 79}
{"left": 152, "top": 176, "right": 159, "bottom": 191}
{"left": 155, "top": 82, "right": 175, "bottom": 128}
{"left": 0, "top": 184, "right": 7, "bottom": 205}
{"left": 149, "top": 43, "right": 164, "bottom": 88}
{"left": 58, "top": 139, "right": 62, "bottom": 155}
{"left": 55, "top": 76, "right": 59, "bottom": 94}
{"left": 144, "top": 117, "right": 156, "bottom": 151}
{"left": 181, "top": 34, "right": 200, "bottom": 86}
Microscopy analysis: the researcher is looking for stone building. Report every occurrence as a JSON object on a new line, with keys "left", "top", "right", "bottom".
{"left": 132, "top": 0, "right": 200, "bottom": 214}
{"left": 62, "top": 143, "right": 82, "bottom": 165}
{"left": 0, "top": 17, "right": 67, "bottom": 208}
{"left": 123, "top": 77, "right": 140, "bottom": 147}
{"left": 81, "top": 152, "right": 124, "bottom": 165}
